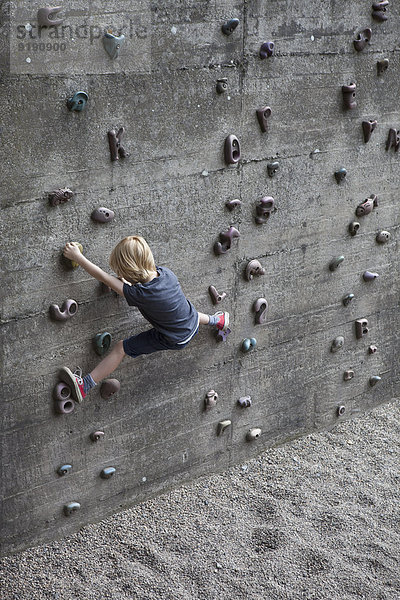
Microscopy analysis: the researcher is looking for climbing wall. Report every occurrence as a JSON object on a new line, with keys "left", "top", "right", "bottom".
{"left": 1, "top": 0, "right": 400, "bottom": 555}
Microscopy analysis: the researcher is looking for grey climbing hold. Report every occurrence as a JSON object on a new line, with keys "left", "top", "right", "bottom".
{"left": 363, "top": 271, "right": 379, "bottom": 281}
{"left": 217, "top": 420, "right": 231, "bottom": 436}
{"left": 253, "top": 298, "right": 268, "bottom": 325}
{"left": 48, "top": 188, "right": 74, "bottom": 206}
{"left": 57, "top": 464, "right": 72, "bottom": 476}
{"left": 37, "top": 6, "right": 64, "bottom": 26}
{"left": 342, "top": 293, "right": 355, "bottom": 306}
{"left": 205, "top": 390, "right": 218, "bottom": 410}
{"left": 349, "top": 222, "right": 360, "bottom": 236}
{"left": 267, "top": 161, "right": 280, "bottom": 178}
{"left": 246, "top": 428, "right": 261, "bottom": 441}
{"left": 369, "top": 375, "right": 381, "bottom": 387}
{"left": 103, "top": 31, "right": 125, "bottom": 59}
{"left": 337, "top": 405, "right": 346, "bottom": 416}
{"left": 91, "top": 207, "right": 115, "bottom": 223}
{"left": 237, "top": 396, "right": 252, "bottom": 408}
{"left": 100, "top": 467, "right": 116, "bottom": 479}
{"left": 242, "top": 338, "right": 257, "bottom": 353}
{"left": 66, "top": 91, "right": 88, "bottom": 112}
{"left": 376, "top": 231, "right": 390, "bottom": 244}
{"left": 331, "top": 336, "right": 344, "bottom": 353}
{"left": 64, "top": 502, "right": 80, "bottom": 516}
{"left": 90, "top": 431, "right": 105, "bottom": 442}
{"left": 329, "top": 256, "right": 344, "bottom": 271}
{"left": 334, "top": 168, "right": 347, "bottom": 184}
{"left": 343, "top": 370, "right": 354, "bottom": 381}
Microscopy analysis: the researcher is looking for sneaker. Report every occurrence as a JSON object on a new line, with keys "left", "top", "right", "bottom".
{"left": 214, "top": 311, "right": 230, "bottom": 332}
{"left": 59, "top": 366, "right": 86, "bottom": 403}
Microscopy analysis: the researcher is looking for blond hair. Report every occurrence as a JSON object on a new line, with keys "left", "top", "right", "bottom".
{"left": 109, "top": 236, "right": 156, "bottom": 283}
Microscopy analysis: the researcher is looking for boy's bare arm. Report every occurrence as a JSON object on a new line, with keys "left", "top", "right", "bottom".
{"left": 63, "top": 242, "right": 125, "bottom": 296}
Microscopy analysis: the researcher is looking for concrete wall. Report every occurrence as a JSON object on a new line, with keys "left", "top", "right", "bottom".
{"left": 1, "top": 0, "right": 399, "bottom": 555}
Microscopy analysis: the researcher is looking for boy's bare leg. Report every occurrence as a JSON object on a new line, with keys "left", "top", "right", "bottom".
{"left": 90, "top": 340, "right": 126, "bottom": 383}
{"left": 198, "top": 312, "right": 211, "bottom": 325}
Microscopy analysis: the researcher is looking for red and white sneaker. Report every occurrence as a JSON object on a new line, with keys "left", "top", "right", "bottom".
{"left": 214, "top": 311, "right": 230, "bottom": 332}
{"left": 59, "top": 366, "right": 86, "bottom": 403}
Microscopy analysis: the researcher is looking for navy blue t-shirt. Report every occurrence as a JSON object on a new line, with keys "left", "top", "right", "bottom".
{"left": 123, "top": 266, "right": 199, "bottom": 343}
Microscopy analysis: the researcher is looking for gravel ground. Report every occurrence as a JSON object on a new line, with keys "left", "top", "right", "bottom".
{"left": 1, "top": 400, "right": 399, "bottom": 600}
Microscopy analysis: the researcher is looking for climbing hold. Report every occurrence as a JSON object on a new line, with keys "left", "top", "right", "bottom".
{"left": 91, "top": 207, "right": 115, "bottom": 223}
{"left": 100, "top": 467, "right": 116, "bottom": 479}
{"left": 216, "top": 78, "right": 228, "bottom": 94}
{"left": 217, "top": 327, "right": 231, "bottom": 342}
{"left": 353, "top": 28, "right": 372, "bottom": 52}
{"left": 267, "top": 161, "right": 280, "bottom": 178}
{"left": 57, "top": 464, "right": 72, "bottom": 476}
{"left": 48, "top": 188, "right": 74, "bottom": 206}
{"left": 224, "top": 134, "right": 241, "bottom": 165}
{"left": 214, "top": 226, "right": 240, "bottom": 255}
{"left": 37, "top": 6, "right": 64, "bottom": 26}
{"left": 103, "top": 30, "right": 125, "bottom": 59}
{"left": 225, "top": 199, "right": 242, "bottom": 211}
{"left": 368, "top": 345, "right": 378, "bottom": 354}
{"left": 376, "top": 231, "right": 390, "bottom": 244}
{"left": 369, "top": 375, "right": 382, "bottom": 386}
{"left": 100, "top": 378, "right": 120, "bottom": 399}
{"left": 53, "top": 381, "right": 72, "bottom": 402}
{"left": 331, "top": 336, "right": 344, "bottom": 353}
{"left": 242, "top": 338, "right": 257, "bottom": 353}
{"left": 355, "top": 318, "right": 369, "bottom": 339}
{"left": 329, "top": 256, "right": 345, "bottom": 272}
{"left": 246, "top": 428, "right": 261, "bottom": 441}
{"left": 108, "top": 127, "right": 127, "bottom": 161}
{"left": 334, "top": 168, "right": 347, "bottom": 184}
{"left": 362, "top": 120, "right": 377, "bottom": 143}
{"left": 386, "top": 128, "right": 400, "bottom": 152}
{"left": 90, "top": 431, "right": 105, "bottom": 442}
{"left": 377, "top": 58, "right": 389, "bottom": 75}
{"left": 342, "top": 293, "right": 355, "bottom": 307}
{"left": 63, "top": 502, "right": 80, "bottom": 516}
{"left": 94, "top": 332, "right": 112, "bottom": 356}
{"left": 205, "top": 390, "right": 218, "bottom": 410}
{"left": 256, "top": 106, "right": 272, "bottom": 133}
{"left": 363, "top": 271, "right": 379, "bottom": 281}
{"left": 342, "top": 83, "right": 357, "bottom": 110}
{"left": 372, "top": 1, "right": 389, "bottom": 21}
{"left": 255, "top": 196, "right": 275, "bottom": 224}
{"left": 237, "top": 396, "right": 252, "bottom": 408}
{"left": 245, "top": 259, "right": 265, "bottom": 281}
{"left": 66, "top": 91, "right": 88, "bottom": 112}
{"left": 348, "top": 222, "right": 360, "bottom": 237}
{"left": 253, "top": 298, "right": 268, "bottom": 325}
{"left": 217, "top": 420, "right": 231, "bottom": 436}
{"left": 259, "top": 41, "right": 274, "bottom": 58}
{"left": 49, "top": 299, "right": 78, "bottom": 321}
{"left": 337, "top": 406, "right": 346, "bottom": 416}
{"left": 65, "top": 242, "right": 83, "bottom": 269}
{"left": 343, "top": 370, "right": 354, "bottom": 381}
{"left": 221, "top": 19, "right": 239, "bottom": 36}
{"left": 208, "top": 285, "right": 227, "bottom": 305}
{"left": 356, "top": 195, "right": 378, "bottom": 217}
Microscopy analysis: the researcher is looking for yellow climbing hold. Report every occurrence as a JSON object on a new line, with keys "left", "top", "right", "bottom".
{"left": 70, "top": 242, "right": 83, "bottom": 268}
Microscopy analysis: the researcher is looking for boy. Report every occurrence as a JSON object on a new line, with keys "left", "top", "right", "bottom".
{"left": 60, "top": 236, "right": 229, "bottom": 403}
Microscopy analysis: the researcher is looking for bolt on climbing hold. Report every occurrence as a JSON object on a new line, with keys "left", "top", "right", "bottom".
{"left": 386, "top": 128, "right": 400, "bottom": 152}
{"left": 100, "top": 467, "right": 116, "bottom": 479}
{"left": 66, "top": 91, "right": 88, "bottom": 112}
{"left": 259, "top": 41, "right": 274, "bottom": 58}
{"left": 90, "top": 431, "right": 105, "bottom": 442}
{"left": 372, "top": 1, "right": 389, "bottom": 21}
{"left": 369, "top": 375, "right": 381, "bottom": 386}
{"left": 363, "top": 270, "right": 379, "bottom": 281}
{"left": 334, "top": 168, "right": 347, "bottom": 184}
{"left": 209, "top": 285, "right": 227, "bottom": 305}
{"left": 57, "top": 464, "right": 72, "bottom": 476}
{"left": 342, "top": 83, "right": 357, "bottom": 110}
{"left": 356, "top": 195, "right": 378, "bottom": 217}
{"left": 224, "top": 134, "right": 241, "bottom": 165}
{"left": 216, "top": 78, "right": 228, "bottom": 94}
{"left": 214, "top": 226, "right": 240, "bottom": 255}
{"left": 91, "top": 207, "right": 115, "bottom": 223}
{"left": 103, "top": 30, "right": 125, "bottom": 59}
{"left": 225, "top": 199, "right": 242, "bottom": 211}
{"left": 255, "top": 196, "right": 275, "bottom": 224}
{"left": 245, "top": 259, "right": 265, "bottom": 281}
{"left": 217, "top": 420, "right": 231, "bottom": 436}
{"left": 217, "top": 327, "right": 231, "bottom": 342}
{"left": 108, "top": 127, "right": 127, "bottom": 161}
{"left": 331, "top": 336, "right": 344, "bottom": 353}
{"left": 362, "top": 120, "right": 377, "bottom": 143}
{"left": 349, "top": 222, "right": 360, "bottom": 236}
{"left": 64, "top": 502, "right": 80, "bottom": 517}
{"left": 355, "top": 318, "right": 369, "bottom": 339}
{"left": 337, "top": 405, "right": 346, "bottom": 416}
{"left": 205, "top": 389, "right": 218, "bottom": 410}
{"left": 353, "top": 28, "right": 372, "bottom": 52}
{"left": 376, "top": 231, "right": 390, "bottom": 244}
{"left": 342, "top": 293, "right": 355, "bottom": 306}
{"left": 49, "top": 299, "right": 78, "bottom": 321}
{"left": 37, "top": 6, "right": 64, "bottom": 27}
{"left": 253, "top": 298, "right": 268, "bottom": 325}
{"left": 343, "top": 370, "right": 354, "bottom": 381}
{"left": 377, "top": 58, "right": 389, "bottom": 75}
{"left": 329, "top": 256, "right": 345, "bottom": 271}
{"left": 54, "top": 382, "right": 75, "bottom": 414}
{"left": 256, "top": 106, "right": 272, "bottom": 133}
{"left": 221, "top": 19, "right": 239, "bottom": 36}
{"left": 237, "top": 396, "right": 252, "bottom": 408}
{"left": 267, "top": 161, "right": 280, "bottom": 178}
{"left": 242, "top": 338, "right": 257, "bottom": 353}
{"left": 246, "top": 428, "right": 261, "bottom": 441}
{"left": 100, "top": 378, "right": 120, "bottom": 399}
{"left": 48, "top": 188, "right": 74, "bottom": 206}
{"left": 94, "top": 332, "right": 112, "bottom": 356}
{"left": 368, "top": 345, "right": 378, "bottom": 354}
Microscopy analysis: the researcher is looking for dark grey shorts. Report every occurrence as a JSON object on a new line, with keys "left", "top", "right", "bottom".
{"left": 123, "top": 327, "right": 199, "bottom": 358}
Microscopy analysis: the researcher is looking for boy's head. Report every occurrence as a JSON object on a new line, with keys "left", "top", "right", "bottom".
{"left": 109, "top": 236, "right": 156, "bottom": 283}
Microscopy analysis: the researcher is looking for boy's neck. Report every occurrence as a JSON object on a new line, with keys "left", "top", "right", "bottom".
{"left": 143, "top": 269, "right": 159, "bottom": 283}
